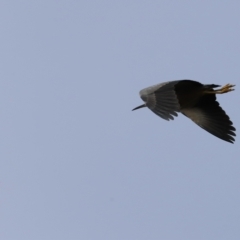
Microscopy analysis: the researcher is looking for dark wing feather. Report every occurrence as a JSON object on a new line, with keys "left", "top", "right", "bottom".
{"left": 140, "top": 81, "right": 181, "bottom": 121}
{"left": 181, "top": 94, "right": 236, "bottom": 143}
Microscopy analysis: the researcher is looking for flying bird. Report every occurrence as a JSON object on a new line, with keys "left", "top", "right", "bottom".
{"left": 132, "top": 80, "right": 236, "bottom": 143}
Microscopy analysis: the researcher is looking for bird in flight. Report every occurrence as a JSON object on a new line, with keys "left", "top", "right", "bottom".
{"left": 132, "top": 80, "right": 236, "bottom": 143}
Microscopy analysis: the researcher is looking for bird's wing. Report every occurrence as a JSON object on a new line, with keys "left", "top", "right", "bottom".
{"left": 181, "top": 95, "right": 236, "bottom": 143}
{"left": 141, "top": 81, "right": 181, "bottom": 121}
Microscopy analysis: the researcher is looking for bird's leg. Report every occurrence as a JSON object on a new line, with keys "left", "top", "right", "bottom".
{"left": 214, "top": 84, "right": 235, "bottom": 94}
{"left": 205, "top": 84, "right": 235, "bottom": 94}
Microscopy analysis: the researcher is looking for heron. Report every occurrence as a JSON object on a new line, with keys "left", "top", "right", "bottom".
{"left": 132, "top": 80, "right": 236, "bottom": 143}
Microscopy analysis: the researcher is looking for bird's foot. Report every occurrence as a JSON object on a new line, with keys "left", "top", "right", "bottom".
{"left": 215, "top": 84, "right": 235, "bottom": 94}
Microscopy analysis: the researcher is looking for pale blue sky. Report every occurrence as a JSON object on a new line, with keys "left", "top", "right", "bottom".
{"left": 0, "top": 1, "right": 240, "bottom": 239}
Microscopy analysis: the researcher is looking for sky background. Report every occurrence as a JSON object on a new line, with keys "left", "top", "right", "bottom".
{"left": 0, "top": 1, "right": 240, "bottom": 240}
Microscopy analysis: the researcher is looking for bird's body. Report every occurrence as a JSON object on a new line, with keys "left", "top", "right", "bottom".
{"left": 133, "top": 80, "right": 236, "bottom": 143}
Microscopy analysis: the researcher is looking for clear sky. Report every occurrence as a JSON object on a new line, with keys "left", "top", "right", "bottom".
{"left": 0, "top": 1, "right": 240, "bottom": 240}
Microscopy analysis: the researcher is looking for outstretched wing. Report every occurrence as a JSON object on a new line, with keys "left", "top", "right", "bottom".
{"left": 181, "top": 94, "right": 236, "bottom": 143}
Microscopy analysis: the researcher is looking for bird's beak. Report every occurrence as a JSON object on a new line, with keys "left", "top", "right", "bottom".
{"left": 132, "top": 104, "right": 146, "bottom": 111}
